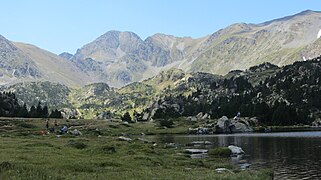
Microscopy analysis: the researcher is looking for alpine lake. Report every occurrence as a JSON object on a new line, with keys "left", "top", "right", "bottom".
{"left": 146, "top": 131, "right": 321, "bottom": 179}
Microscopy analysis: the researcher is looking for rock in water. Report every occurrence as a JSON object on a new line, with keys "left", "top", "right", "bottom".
{"left": 184, "top": 149, "right": 208, "bottom": 154}
{"left": 228, "top": 145, "right": 245, "bottom": 154}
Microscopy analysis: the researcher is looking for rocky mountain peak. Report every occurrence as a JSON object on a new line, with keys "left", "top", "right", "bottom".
{"left": 59, "top": 52, "right": 73, "bottom": 60}
{"left": 0, "top": 35, "right": 18, "bottom": 51}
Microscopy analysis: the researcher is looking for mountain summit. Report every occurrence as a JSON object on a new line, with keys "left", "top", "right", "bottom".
{"left": 68, "top": 10, "right": 321, "bottom": 87}
{"left": 1, "top": 10, "right": 321, "bottom": 87}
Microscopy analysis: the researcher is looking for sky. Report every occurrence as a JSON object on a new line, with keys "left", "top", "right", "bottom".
{"left": 1, "top": 0, "right": 321, "bottom": 54}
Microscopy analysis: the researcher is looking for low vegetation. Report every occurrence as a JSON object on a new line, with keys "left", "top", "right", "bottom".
{"left": 0, "top": 118, "right": 272, "bottom": 179}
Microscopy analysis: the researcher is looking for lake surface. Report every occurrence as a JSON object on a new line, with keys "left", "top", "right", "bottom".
{"left": 147, "top": 132, "right": 321, "bottom": 179}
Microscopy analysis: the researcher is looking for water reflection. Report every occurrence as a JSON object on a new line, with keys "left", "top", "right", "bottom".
{"left": 148, "top": 132, "right": 321, "bottom": 179}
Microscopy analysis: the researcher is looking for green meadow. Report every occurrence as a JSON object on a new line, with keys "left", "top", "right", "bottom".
{"left": 0, "top": 118, "right": 272, "bottom": 179}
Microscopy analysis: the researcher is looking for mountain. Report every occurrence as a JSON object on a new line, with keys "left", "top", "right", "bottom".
{"left": 189, "top": 10, "right": 321, "bottom": 74}
{"left": 0, "top": 10, "right": 320, "bottom": 88}
{"left": 59, "top": 52, "right": 73, "bottom": 60}
{"left": 14, "top": 42, "right": 93, "bottom": 87}
{"left": 0, "top": 35, "right": 41, "bottom": 85}
{"left": 71, "top": 10, "right": 321, "bottom": 87}
{"left": 3, "top": 55, "right": 320, "bottom": 125}
{"left": 139, "top": 56, "right": 321, "bottom": 125}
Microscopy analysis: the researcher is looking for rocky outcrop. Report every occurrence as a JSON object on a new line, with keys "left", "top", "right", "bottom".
{"left": 188, "top": 116, "right": 255, "bottom": 134}
{"left": 216, "top": 116, "right": 254, "bottom": 133}
{"left": 60, "top": 108, "right": 81, "bottom": 119}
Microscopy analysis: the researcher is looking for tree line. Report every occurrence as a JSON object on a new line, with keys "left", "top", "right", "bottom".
{"left": 0, "top": 92, "right": 62, "bottom": 118}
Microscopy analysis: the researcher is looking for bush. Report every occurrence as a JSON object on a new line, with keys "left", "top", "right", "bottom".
{"left": 121, "top": 112, "right": 132, "bottom": 123}
{"left": 159, "top": 119, "right": 174, "bottom": 128}
{"left": 209, "top": 147, "right": 231, "bottom": 157}
{"left": 67, "top": 140, "right": 87, "bottom": 149}
{"left": 101, "top": 146, "right": 116, "bottom": 154}
{"left": 0, "top": 161, "right": 14, "bottom": 172}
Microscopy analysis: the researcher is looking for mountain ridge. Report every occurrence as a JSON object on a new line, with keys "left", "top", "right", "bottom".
{"left": 1, "top": 10, "right": 321, "bottom": 87}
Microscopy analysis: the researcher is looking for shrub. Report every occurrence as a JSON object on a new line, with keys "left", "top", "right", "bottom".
{"left": 159, "top": 119, "right": 174, "bottom": 128}
{"left": 209, "top": 147, "right": 231, "bottom": 157}
{"left": 121, "top": 112, "right": 132, "bottom": 123}
{"left": 67, "top": 140, "right": 87, "bottom": 149}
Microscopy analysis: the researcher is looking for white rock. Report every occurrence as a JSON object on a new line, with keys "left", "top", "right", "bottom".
{"left": 318, "top": 29, "right": 321, "bottom": 39}
{"left": 118, "top": 136, "right": 132, "bottom": 141}
{"left": 228, "top": 145, "right": 245, "bottom": 154}
{"left": 185, "top": 149, "right": 208, "bottom": 154}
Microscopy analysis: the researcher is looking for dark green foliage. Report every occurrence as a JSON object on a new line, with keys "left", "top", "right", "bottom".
{"left": 49, "top": 109, "right": 63, "bottom": 118}
{"left": 0, "top": 161, "right": 14, "bottom": 172}
{"left": 121, "top": 112, "right": 132, "bottom": 123}
{"left": 209, "top": 147, "right": 232, "bottom": 157}
{"left": 145, "top": 56, "right": 321, "bottom": 126}
{"left": 159, "top": 119, "right": 174, "bottom": 128}
{"left": 101, "top": 146, "right": 116, "bottom": 154}
{"left": 271, "top": 103, "right": 297, "bottom": 126}
{"left": 0, "top": 92, "right": 51, "bottom": 118}
{"left": 28, "top": 105, "right": 38, "bottom": 118}
{"left": 17, "top": 104, "right": 29, "bottom": 118}
{"left": 67, "top": 140, "right": 87, "bottom": 149}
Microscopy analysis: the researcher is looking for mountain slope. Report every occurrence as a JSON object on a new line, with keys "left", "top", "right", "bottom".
{"left": 0, "top": 35, "right": 41, "bottom": 85}
{"left": 189, "top": 10, "right": 321, "bottom": 74}
{"left": 15, "top": 42, "right": 93, "bottom": 87}
{"left": 1, "top": 10, "right": 321, "bottom": 88}
{"left": 71, "top": 10, "right": 321, "bottom": 87}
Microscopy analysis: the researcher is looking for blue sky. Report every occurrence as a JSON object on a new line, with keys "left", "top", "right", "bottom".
{"left": 1, "top": 0, "right": 320, "bottom": 54}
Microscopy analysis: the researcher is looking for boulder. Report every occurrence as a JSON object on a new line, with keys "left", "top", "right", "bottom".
{"left": 118, "top": 136, "right": 132, "bottom": 141}
{"left": 197, "top": 127, "right": 209, "bottom": 134}
{"left": 233, "top": 122, "right": 253, "bottom": 133}
{"left": 185, "top": 149, "right": 208, "bottom": 154}
{"left": 215, "top": 168, "right": 228, "bottom": 173}
{"left": 228, "top": 145, "right": 245, "bottom": 155}
{"left": 187, "top": 116, "right": 198, "bottom": 122}
{"left": 142, "top": 112, "right": 150, "bottom": 121}
{"left": 190, "top": 141, "right": 212, "bottom": 146}
{"left": 137, "top": 138, "right": 155, "bottom": 144}
{"left": 98, "top": 111, "right": 112, "bottom": 120}
{"left": 188, "top": 128, "right": 198, "bottom": 134}
{"left": 240, "top": 163, "right": 251, "bottom": 169}
{"left": 72, "top": 129, "right": 82, "bottom": 136}
{"left": 196, "top": 112, "right": 203, "bottom": 119}
{"left": 164, "top": 143, "right": 179, "bottom": 148}
{"left": 60, "top": 108, "right": 81, "bottom": 119}
{"left": 217, "top": 116, "right": 232, "bottom": 133}
{"left": 201, "top": 113, "right": 210, "bottom": 120}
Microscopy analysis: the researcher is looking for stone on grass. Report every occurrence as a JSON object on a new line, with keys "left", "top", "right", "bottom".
{"left": 118, "top": 136, "right": 132, "bottom": 141}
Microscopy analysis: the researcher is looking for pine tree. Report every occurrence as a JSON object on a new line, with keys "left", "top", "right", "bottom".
{"left": 17, "top": 103, "right": 29, "bottom": 118}
{"left": 36, "top": 102, "right": 43, "bottom": 117}
{"left": 42, "top": 106, "right": 49, "bottom": 118}
{"left": 121, "top": 112, "right": 132, "bottom": 123}
{"left": 49, "top": 109, "right": 62, "bottom": 119}
{"left": 29, "top": 105, "right": 38, "bottom": 118}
